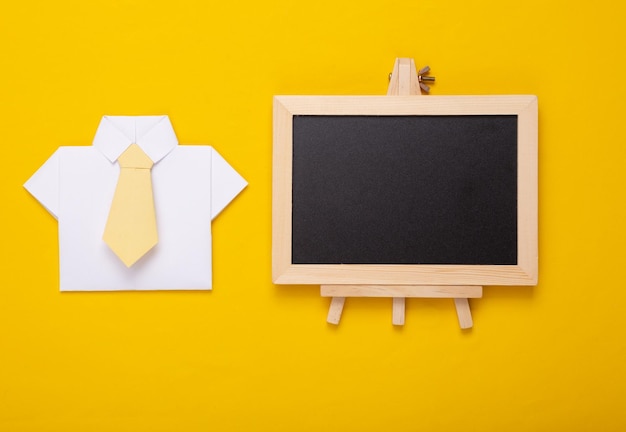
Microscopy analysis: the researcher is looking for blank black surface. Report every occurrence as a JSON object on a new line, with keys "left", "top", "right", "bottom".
{"left": 291, "top": 115, "right": 518, "bottom": 265}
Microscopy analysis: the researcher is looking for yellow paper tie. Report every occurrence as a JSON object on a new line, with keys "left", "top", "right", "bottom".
{"left": 103, "top": 144, "right": 158, "bottom": 267}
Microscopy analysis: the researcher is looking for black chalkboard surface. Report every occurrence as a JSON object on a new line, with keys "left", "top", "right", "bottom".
{"left": 292, "top": 115, "right": 518, "bottom": 265}
{"left": 273, "top": 96, "right": 538, "bottom": 286}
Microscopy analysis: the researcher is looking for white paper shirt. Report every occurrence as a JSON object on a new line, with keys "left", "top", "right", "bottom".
{"left": 24, "top": 116, "right": 247, "bottom": 291}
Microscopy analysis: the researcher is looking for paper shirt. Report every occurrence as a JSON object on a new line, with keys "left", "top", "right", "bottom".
{"left": 24, "top": 116, "right": 247, "bottom": 291}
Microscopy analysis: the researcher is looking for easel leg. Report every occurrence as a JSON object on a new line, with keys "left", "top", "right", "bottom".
{"left": 392, "top": 297, "right": 405, "bottom": 325}
{"left": 454, "top": 298, "right": 473, "bottom": 329}
{"left": 327, "top": 297, "right": 346, "bottom": 325}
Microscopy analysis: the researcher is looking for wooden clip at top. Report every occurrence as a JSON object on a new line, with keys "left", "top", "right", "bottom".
{"left": 387, "top": 58, "right": 421, "bottom": 96}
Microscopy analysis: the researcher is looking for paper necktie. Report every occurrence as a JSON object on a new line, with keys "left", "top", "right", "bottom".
{"left": 103, "top": 144, "right": 158, "bottom": 267}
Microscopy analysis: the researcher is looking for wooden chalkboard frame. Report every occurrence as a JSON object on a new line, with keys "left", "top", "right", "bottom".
{"left": 272, "top": 95, "right": 538, "bottom": 286}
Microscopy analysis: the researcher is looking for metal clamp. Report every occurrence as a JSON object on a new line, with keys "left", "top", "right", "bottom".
{"left": 417, "top": 66, "right": 435, "bottom": 93}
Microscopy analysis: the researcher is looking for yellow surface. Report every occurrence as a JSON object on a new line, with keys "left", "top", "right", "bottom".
{"left": 1, "top": 0, "right": 625, "bottom": 430}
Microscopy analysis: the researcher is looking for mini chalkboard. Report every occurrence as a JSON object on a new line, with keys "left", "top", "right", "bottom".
{"left": 274, "top": 95, "right": 537, "bottom": 284}
{"left": 272, "top": 58, "right": 538, "bottom": 328}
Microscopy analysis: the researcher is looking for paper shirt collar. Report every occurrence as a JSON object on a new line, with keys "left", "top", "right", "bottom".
{"left": 92, "top": 115, "right": 178, "bottom": 164}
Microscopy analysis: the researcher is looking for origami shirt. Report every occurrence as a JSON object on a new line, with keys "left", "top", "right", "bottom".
{"left": 24, "top": 116, "right": 247, "bottom": 291}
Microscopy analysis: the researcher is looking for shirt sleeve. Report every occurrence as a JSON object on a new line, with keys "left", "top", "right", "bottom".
{"left": 211, "top": 147, "right": 247, "bottom": 220}
{"left": 24, "top": 149, "right": 61, "bottom": 219}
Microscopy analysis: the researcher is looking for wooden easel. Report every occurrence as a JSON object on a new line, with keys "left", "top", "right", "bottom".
{"left": 321, "top": 58, "right": 482, "bottom": 329}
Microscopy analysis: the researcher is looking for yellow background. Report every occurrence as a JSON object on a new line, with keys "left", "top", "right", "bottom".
{"left": 1, "top": 0, "right": 625, "bottom": 430}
